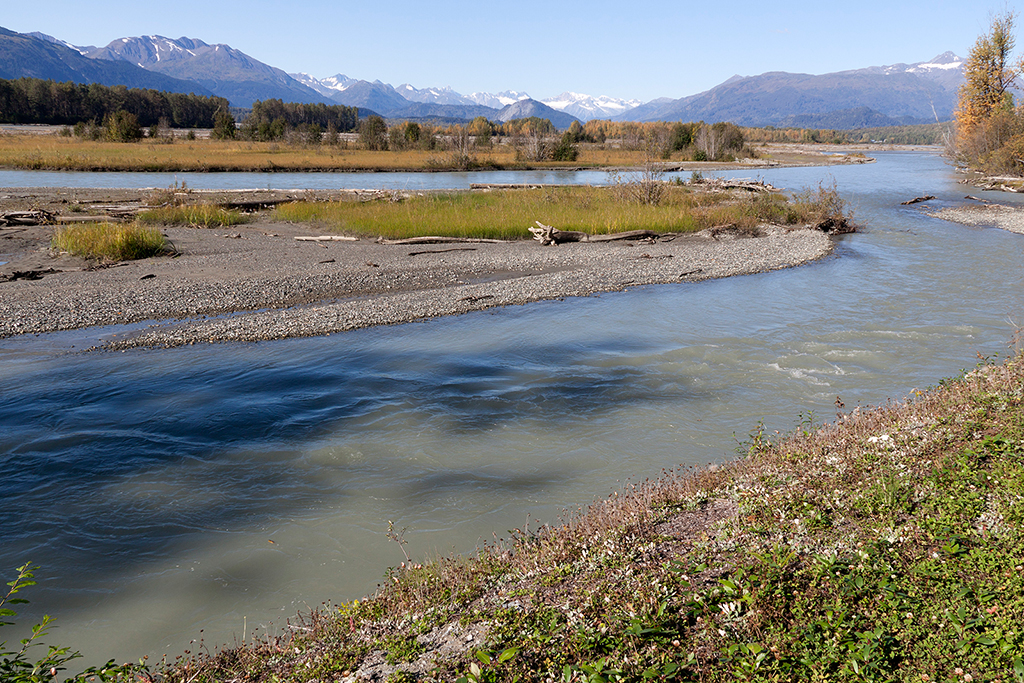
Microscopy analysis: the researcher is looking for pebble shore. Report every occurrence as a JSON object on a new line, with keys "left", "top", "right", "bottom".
{"left": 928, "top": 203, "right": 1024, "bottom": 234}
{"left": 0, "top": 222, "right": 833, "bottom": 350}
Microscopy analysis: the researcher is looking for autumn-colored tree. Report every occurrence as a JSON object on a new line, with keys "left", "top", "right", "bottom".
{"left": 955, "top": 12, "right": 1023, "bottom": 157}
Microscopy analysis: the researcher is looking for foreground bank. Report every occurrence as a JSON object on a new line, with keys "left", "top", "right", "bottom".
{"left": 30, "top": 351, "right": 1021, "bottom": 682}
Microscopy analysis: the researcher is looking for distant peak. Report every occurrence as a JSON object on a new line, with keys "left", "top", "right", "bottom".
{"left": 929, "top": 51, "right": 963, "bottom": 64}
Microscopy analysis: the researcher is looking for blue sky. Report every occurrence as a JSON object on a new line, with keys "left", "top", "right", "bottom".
{"left": 2, "top": 1, "right": 1011, "bottom": 102}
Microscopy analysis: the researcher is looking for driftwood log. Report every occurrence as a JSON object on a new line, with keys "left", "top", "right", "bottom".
{"left": 376, "top": 236, "right": 508, "bottom": 245}
{"left": 294, "top": 236, "right": 359, "bottom": 242}
{"left": 529, "top": 221, "right": 662, "bottom": 246}
{"left": 691, "top": 178, "right": 779, "bottom": 193}
{"left": 901, "top": 195, "right": 936, "bottom": 205}
{"left": 0, "top": 210, "right": 56, "bottom": 226}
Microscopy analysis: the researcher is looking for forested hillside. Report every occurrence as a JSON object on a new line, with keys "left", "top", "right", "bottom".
{"left": 0, "top": 77, "right": 228, "bottom": 128}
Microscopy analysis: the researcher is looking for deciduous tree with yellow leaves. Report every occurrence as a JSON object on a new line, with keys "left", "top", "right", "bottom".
{"left": 953, "top": 11, "right": 1024, "bottom": 173}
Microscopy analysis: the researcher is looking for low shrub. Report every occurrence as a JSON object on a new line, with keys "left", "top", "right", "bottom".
{"left": 1, "top": 563, "right": 140, "bottom": 682}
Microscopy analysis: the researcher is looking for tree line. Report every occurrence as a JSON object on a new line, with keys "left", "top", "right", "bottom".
{"left": 234, "top": 99, "right": 359, "bottom": 141}
{"left": 0, "top": 77, "right": 228, "bottom": 128}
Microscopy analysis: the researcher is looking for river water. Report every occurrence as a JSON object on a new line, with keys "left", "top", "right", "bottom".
{"left": 2, "top": 151, "right": 1023, "bottom": 668}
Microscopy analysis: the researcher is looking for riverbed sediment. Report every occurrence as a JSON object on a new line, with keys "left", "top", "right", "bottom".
{"left": 0, "top": 203, "right": 833, "bottom": 348}
{"left": 928, "top": 201, "right": 1024, "bottom": 234}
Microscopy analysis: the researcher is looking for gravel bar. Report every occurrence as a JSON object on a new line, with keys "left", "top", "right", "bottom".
{"left": 0, "top": 221, "right": 833, "bottom": 350}
{"left": 928, "top": 203, "right": 1024, "bottom": 234}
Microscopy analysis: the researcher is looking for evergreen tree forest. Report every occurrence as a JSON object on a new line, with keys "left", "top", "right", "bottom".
{"left": 0, "top": 77, "right": 229, "bottom": 128}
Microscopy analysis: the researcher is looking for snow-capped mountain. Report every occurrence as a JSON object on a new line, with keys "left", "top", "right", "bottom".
{"left": 466, "top": 90, "right": 531, "bottom": 109}
{"left": 395, "top": 84, "right": 475, "bottom": 106}
{"left": 318, "top": 74, "right": 359, "bottom": 92}
{"left": 905, "top": 51, "right": 965, "bottom": 74}
{"left": 620, "top": 52, "right": 966, "bottom": 127}
{"left": 26, "top": 31, "right": 93, "bottom": 55}
{"left": 0, "top": 27, "right": 217, "bottom": 96}
{"left": 856, "top": 52, "right": 965, "bottom": 91}
{"left": 84, "top": 35, "right": 329, "bottom": 106}
{"left": 291, "top": 72, "right": 345, "bottom": 97}
{"left": 541, "top": 92, "right": 643, "bottom": 121}
{"left": 88, "top": 35, "right": 213, "bottom": 68}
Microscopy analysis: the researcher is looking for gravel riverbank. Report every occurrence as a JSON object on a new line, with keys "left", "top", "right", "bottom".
{"left": 1, "top": 223, "right": 832, "bottom": 350}
{"left": 928, "top": 202, "right": 1024, "bottom": 234}
{"left": 0, "top": 186, "right": 835, "bottom": 349}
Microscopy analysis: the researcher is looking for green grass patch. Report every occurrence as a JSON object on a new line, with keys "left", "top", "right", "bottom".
{"left": 51, "top": 222, "right": 171, "bottom": 261}
{"left": 138, "top": 204, "right": 252, "bottom": 228}
{"left": 273, "top": 185, "right": 821, "bottom": 240}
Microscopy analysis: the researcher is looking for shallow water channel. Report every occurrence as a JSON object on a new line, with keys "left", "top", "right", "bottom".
{"left": 2, "top": 151, "right": 1023, "bottom": 667}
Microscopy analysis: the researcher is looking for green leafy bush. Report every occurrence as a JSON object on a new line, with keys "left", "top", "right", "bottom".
{"left": 1, "top": 563, "right": 138, "bottom": 682}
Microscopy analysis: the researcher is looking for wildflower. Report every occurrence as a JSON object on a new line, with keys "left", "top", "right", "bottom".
{"left": 965, "top": 675, "right": 973, "bottom": 682}
{"left": 955, "top": 668, "right": 963, "bottom": 676}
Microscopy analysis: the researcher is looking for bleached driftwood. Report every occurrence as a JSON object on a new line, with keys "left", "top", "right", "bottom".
{"left": 0, "top": 210, "right": 55, "bottom": 226}
{"left": 529, "top": 221, "right": 662, "bottom": 246}
{"left": 528, "top": 222, "right": 589, "bottom": 245}
{"left": 691, "top": 177, "right": 779, "bottom": 193}
{"left": 376, "top": 236, "right": 508, "bottom": 245}
{"left": 294, "top": 236, "right": 359, "bottom": 242}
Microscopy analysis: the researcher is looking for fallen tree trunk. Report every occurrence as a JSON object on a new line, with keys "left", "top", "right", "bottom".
{"left": 0, "top": 210, "right": 56, "bottom": 226}
{"left": 294, "top": 236, "right": 359, "bottom": 242}
{"left": 529, "top": 221, "right": 661, "bottom": 245}
{"left": 901, "top": 195, "right": 936, "bottom": 205}
{"left": 376, "top": 236, "right": 509, "bottom": 245}
{"left": 691, "top": 178, "right": 779, "bottom": 193}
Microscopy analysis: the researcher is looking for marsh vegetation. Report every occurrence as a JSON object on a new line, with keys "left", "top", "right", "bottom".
{"left": 273, "top": 182, "right": 847, "bottom": 241}
{"left": 50, "top": 222, "right": 171, "bottom": 261}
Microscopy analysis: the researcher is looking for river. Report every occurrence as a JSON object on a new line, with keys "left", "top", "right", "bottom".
{"left": 1, "top": 150, "right": 1022, "bottom": 668}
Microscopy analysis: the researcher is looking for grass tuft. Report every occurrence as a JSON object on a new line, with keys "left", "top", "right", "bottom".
{"left": 138, "top": 204, "right": 252, "bottom": 228}
{"left": 51, "top": 222, "right": 171, "bottom": 261}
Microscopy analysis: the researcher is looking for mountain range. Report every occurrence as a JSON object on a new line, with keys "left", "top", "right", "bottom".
{"left": 618, "top": 52, "right": 965, "bottom": 128}
{"left": 0, "top": 27, "right": 216, "bottom": 96}
{"left": 0, "top": 27, "right": 966, "bottom": 130}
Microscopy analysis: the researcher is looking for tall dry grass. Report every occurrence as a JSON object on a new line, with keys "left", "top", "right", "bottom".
{"left": 0, "top": 135, "right": 761, "bottom": 172}
{"left": 51, "top": 222, "right": 171, "bottom": 261}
